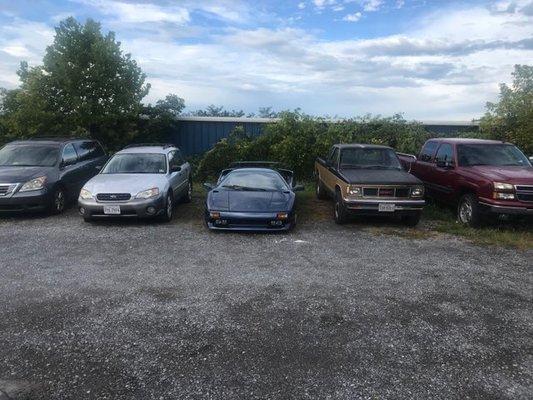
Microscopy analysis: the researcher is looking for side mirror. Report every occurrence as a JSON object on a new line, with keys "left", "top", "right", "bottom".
{"left": 95, "top": 165, "right": 102, "bottom": 171}
{"left": 61, "top": 158, "right": 75, "bottom": 168}
{"left": 292, "top": 184, "right": 305, "bottom": 192}
{"left": 170, "top": 165, "right": 181, "bottom": 172}
{"left": 203, "top": 182, "right": 214, "bottom": 191}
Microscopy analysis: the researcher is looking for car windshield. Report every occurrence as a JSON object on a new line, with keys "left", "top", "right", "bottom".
{"left": 102, "top": 153, "right": 167, "bottom": 174}
{"left": 0, "top": 145, "right": 59, "bottom": 167}
{"left": 220, "top": 170, "right": 288, "bottom": 191}
{"left": 457, "top": 144, "right": 531, "bottom": 167}
{"left": 340, "top": 148, "right": 402, "bottom": 170}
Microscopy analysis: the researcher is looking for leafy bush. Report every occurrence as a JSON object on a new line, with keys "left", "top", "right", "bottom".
{"left": 195, "top": 111, "right": 432, "bottom": 181}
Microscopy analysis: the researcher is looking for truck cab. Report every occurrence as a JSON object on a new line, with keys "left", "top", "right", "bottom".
{"left": 399, "top": 138, "right": 533, "bottom": 226}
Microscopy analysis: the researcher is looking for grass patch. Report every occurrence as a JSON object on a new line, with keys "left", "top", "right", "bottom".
{"left": 295, "top": 184, "right": 533, "bottom": 250}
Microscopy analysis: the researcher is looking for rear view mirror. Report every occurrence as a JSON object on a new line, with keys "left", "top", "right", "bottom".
{"left": 292, "top": 184, "right": 305, "bottom": 192}
{"left": 203, "top": 182, "right": 214, "bottom": 190}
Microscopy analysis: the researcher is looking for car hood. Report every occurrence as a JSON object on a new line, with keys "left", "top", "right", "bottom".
{"left": 208, "top": 189, "right": 294, "bottom": 212}
{"left": 83, "top": 174, "right": 169, "bottom": 195}
{"left": 468, "top": 165, "right": 533, "bottom": 184}
{"left": 0, "top": 166, "right": 56, "bottom": 183}
{"left": 340, "top": 168, "right": 421, "bottom": 185}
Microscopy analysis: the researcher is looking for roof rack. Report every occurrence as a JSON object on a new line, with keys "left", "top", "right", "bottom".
{"left": 123, "top": 143, "right": 176, "bottom": 149}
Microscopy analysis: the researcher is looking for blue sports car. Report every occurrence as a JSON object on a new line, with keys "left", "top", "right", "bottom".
{"left": 203, "top": 162, "right": 304, "bottom": 231}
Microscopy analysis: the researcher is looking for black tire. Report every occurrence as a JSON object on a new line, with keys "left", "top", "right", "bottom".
{"left": 457, "top": 193, "right": 482, "bottom": 227}
{"left": 289, "top": 213, "right": 297, "bottom": 231}
{"left": 401, "top": 212, "right": 422, "bottom": 227}
{"left": 49, "top": 186, "right": 66, "bottom": 214}
{"left": 316, "top": 176, "right": 328, "bottom": 200}
{"left": 83, "top": 216, "right": 93, "bottom": 223}
{"left": 182, "top": 180, "right": 193, "bottom": 203}
{"left": 334, "top": 189, "right": 348, "bottom": 224}
{"left": 160, "top": 192, "right": 174, "bottom": 222}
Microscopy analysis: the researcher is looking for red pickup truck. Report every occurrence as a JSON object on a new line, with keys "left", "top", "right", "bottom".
{"left": 398, "top": 138, "right": 533, "bottom": 226}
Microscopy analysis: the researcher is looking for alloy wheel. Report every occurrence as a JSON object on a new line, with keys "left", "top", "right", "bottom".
{"left": 55, "top": 189, "right": 65, "bottom": 213}
{"left": 459, "top": 200, "right": 472, "bottom": 224}
{"left": 166, "top": 195, "right": 173, "bottom": 218}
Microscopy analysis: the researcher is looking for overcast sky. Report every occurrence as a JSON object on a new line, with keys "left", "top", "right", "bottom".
{"left": 0, "top": 0, "right": 532, "bottom": 120}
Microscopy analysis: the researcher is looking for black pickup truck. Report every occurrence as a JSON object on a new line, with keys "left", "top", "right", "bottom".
{"left": 315, "top": 143, "right": 426, "bottom": 225}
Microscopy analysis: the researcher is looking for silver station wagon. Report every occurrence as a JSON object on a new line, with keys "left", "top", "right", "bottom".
{"left": 78, "top": 144, "right": 192, "bottom": 222}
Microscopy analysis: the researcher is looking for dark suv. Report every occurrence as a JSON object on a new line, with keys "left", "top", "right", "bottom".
{"left": 0, "top": 138, "right": 107, "bottom": 214}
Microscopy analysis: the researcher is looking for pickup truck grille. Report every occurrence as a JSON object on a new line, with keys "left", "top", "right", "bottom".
{"left": 363, "top": 186, "right": 410, "bottom": 198}
{"left": 516, "top": 185, "right": 533, "bottom": 202}
{"left": 96, "top": 193, "right": 131, "bottom": 202}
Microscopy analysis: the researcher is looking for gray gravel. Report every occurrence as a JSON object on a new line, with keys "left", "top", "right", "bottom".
{"left": 0, "top": 206, "right": 532, "bottom": 400}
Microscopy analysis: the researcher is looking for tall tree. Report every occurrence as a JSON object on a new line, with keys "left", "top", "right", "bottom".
{"left": 480, "top": 64, "right": 533, "bottom": 154}
{"left": 1, "top": 17, "right": 150, "bottom": 148}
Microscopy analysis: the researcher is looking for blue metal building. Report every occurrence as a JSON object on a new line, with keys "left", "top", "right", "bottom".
{"left": 170, "top": 116, "right": 479, "bottom": 156}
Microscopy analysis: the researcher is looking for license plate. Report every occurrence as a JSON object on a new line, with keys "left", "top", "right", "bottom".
{"left": 378, "top": 203, "right": 396, "bottom": 212}
{"left": 103, "top": 205, "right": 121, "bottom": 215}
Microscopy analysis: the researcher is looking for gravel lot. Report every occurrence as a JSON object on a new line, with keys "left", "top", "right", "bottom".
{"left": 0, "top": 198, "right": 532, "bottom": 400}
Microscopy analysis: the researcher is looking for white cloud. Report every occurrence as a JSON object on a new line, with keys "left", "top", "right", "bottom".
{"left": 343, "top": 12, "right": 362, "bottom": 22}
{"left": 0, "top": 0, "right": 531, "bottom": 120}
{"left": 362, "top": 0, "right": 383, "bottom": 12}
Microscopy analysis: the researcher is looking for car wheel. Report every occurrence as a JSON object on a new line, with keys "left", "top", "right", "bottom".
{"left": 457, "top": 193, "right": 481, "bottom": 227}
{"left": 316, "top": 176, "right": 328, "bottom": 199}
{"left": 160, "top": 192, "right": 174, "bottom": 222}
{"left": 50, "top": 187, "right": 66, "bottom": 214}
{"left": 182, "top": 180, "right": 193, "bottom": 203}
{"left": 334, "top": 189, "right": 348, "bottom": 224}
{"left": 401, "top": 212, "right": 422, "bottom": 227}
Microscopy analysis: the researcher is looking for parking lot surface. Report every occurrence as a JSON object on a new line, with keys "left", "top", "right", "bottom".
{"left": 0, "top": 203, "right": 532, "bottom": 399}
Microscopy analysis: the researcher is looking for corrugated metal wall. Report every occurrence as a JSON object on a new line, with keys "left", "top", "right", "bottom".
{"left": 169, "top": 120, "right": 266, "bottom": 155}
{"left": 168, "top": 118, "right": 478, "bottom": 156}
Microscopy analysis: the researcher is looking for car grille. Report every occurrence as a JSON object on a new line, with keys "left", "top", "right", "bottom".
{"left": 516, "top": 185, "right": 533, "bottom": 203}
{"left": 0, "top": 185, "right": 10, "bottom": 196}
{"left": 0, "top": 184, "right": 16, "bottom": 196}
{"left": 362, "top": 186, "right": 410, "bottom": 198}
{"left": 96, "top": 193, "right": 131, "bottom": 202}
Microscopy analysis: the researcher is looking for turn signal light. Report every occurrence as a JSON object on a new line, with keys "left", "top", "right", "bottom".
{"left": 276, "top": 212, "right": 289, "bottom": 220}
{"left": 210, "top": 211, "right": 221, "bottom": 219}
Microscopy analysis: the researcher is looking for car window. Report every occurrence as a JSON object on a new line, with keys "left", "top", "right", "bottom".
{"left": 328, "top": 148, "right": 339, "bottom": 167}
{"left": 0, "top": 145, "right": 59, "bottom": 167}
{"left": 62, "top": 143, "right": 78, "bottom": 165}
{"left": 419, "top": 141, "right": 438, "bottom": 162}
{"left": 168, "top": 151, "right": 182, "bottom": 169}
{"left": 457, "top": 144, "right": 530, "bottom": 167}
{"left": 75, "top": 141, "right": 105, "bottom": 161}
{"left": 102, "top": 153, "right": 167, "bottom": 174}
{"left": 435, "top": 143, "right": 454, "bottom": 164}
{"left": 220, "top": 170, "right": 288, "bottom": 191}
{"left": 340, "top": 148, "right": 402, "bottom": 170}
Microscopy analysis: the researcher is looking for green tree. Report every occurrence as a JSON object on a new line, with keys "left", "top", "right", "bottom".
{"left": 1, "top": 17, "right": 150, "bottom": 149}
{"left": 480, "top": 64, "right": 533, "bottom": 154}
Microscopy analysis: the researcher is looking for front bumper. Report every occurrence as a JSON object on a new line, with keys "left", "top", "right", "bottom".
{"left": 479, "top": 199, "right": 533, "bottom": 215}
{"left": 343, "top": 198, "right": 425, "bottom": 215}
{"left": 205, "top": 211, "right": 293, "bottom": 232}
{"left": 78, "top": 195, "right": 166, "bottom": 218}
{"left": 0, "top": 189, "right": 51, "bottom": 212}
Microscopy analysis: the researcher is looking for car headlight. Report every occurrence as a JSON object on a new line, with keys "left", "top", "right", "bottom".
{"left": 493, "top": 182, "right": 514, "bottom": 191}
{"left": 19, "top": 176, "right": 47, "bottom": 192}
{"left": 348, "top": 186, "right": 362, "bottom": 196}
{"left": 411, "top": 186, "right": 424, "bottom": 198}
{"left": 79, "top": 188, "right": 93, "bottom": 200}
{"left": 494, "top": 192, "right": 515, "bottom": 200}
{"left": 136, "top": 187, "right": 160, "bottom": 199}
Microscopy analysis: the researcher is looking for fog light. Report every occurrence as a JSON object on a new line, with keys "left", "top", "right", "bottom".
{"left": 270, "top": 220, "right": 283, "bottom": 226}
{"left": 146, "top": 206, "right": 156, "bottom": 215}
{"left": 79, "top": 207, "right": 85, "bottom": 215}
